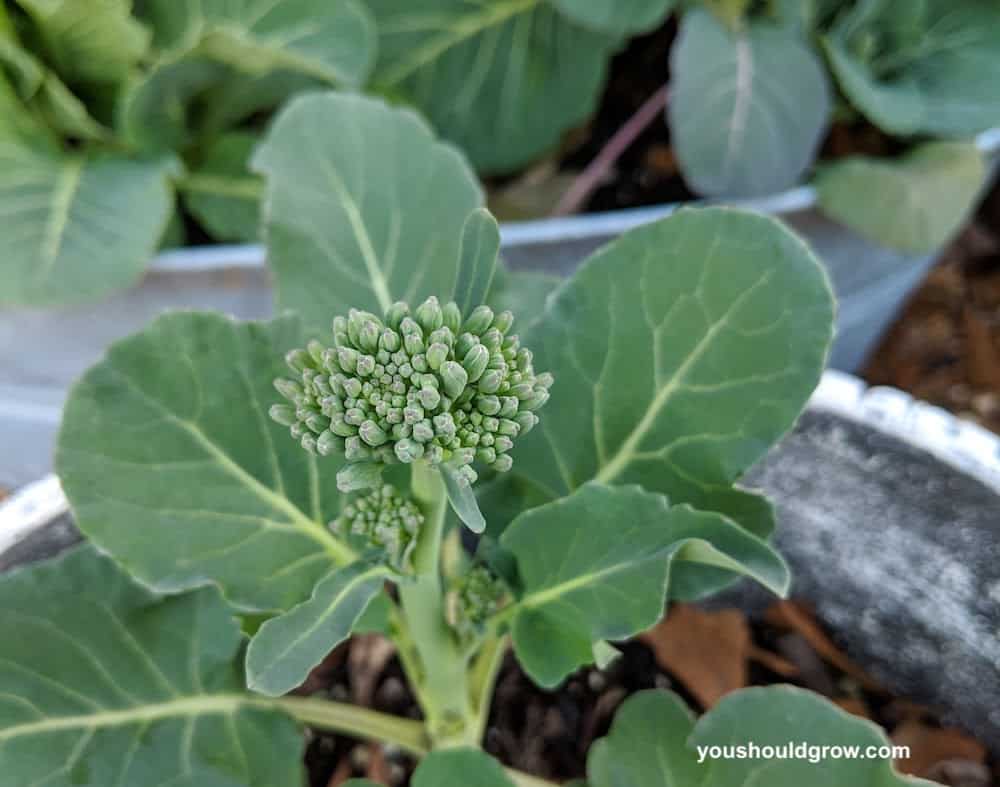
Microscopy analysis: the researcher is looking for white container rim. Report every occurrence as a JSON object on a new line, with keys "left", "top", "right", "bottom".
{"left": 149, "top": 129, "right": 1000, "bottom": 275}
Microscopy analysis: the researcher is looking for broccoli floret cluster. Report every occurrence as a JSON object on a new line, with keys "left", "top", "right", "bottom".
{"left": 330, "top": 484, "right": 423, "bottom": 570}
{"left": 447, "top": 564, "right": 508, "bottom": 641}
{"left": 270, "top": 297, "right": 552, "bottom": 484}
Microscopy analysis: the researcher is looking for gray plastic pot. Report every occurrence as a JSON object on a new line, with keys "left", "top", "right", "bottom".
{"left": 1, "top": 129, "right": 998, "bottom": 489}
{"left": 3, "top": 371, "right": 999, "bottom": 750}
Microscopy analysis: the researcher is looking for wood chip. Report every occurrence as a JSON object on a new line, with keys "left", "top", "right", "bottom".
{"left": 833, "top": 697, "right": 871, "bottom": 720}
{"left": 765, "top": 601, "right": 881, "bottom": 691}
{"left": 365, "top": 743, "right": 392, "bottom": 783}
{"left": 892, "top": 719, "right": 987, "bottom": 777}
{"left": 326, "top": 758, "right": 354, "bottom": 787}
{"left": 641, "top": 604, "right": 749, "bottom": 708}
{"left": 747, "top": 645, "right": 799, "bottom": 678}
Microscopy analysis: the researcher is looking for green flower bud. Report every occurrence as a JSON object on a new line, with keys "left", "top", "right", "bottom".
{"left": 426, "top": 342, "right": 449, "bottom": 371}
{"left": 440, "top": 361, "right": 468, "bottom": 400}
{"left": 395, "top": 438, "right": 423, "bottom": 463}
{"left": 285, "top": 349, "right": 313, "bottom": 373}
{"left": 317, "top": 430, "right": 340, "bottom": 456}
{"left": 477, "top": 369, "right": 503, "bottom": 395}
{"left": 442, "top": 301, "right": 462, "bottom": 333}
{"left": 385, "top": 302, "right": 409, "bottom": 330}
{"left": 274, "top": 378, "right": 303, "bottom": 401}
{"left": 337, "top": 347, "right": 359, "bottom": 374}
{"left": 493, "top": 454, "right": 513, "bottom": 472}
{"left": 462, "top": 344, "right": 490, "bottom": 382}
{"left": 358, "top": 320, "right": 381, "bottom": 353}
{"left": 415, "top": 296, "right": 443, "bottom": 333}
{"left": 418, "top": 386, "right": 441, "bottom": 410}
{"left": 463, "top": 305, "right": 494, "bottom": 336}
{"left": 359, "top": 420, "right": 389, "bottom": 447}
{"left": 448, "top": 564, "right": 508, "bottom": 641}
{"left": 330, "top": 484, "right": 424, "bottom": 570}
{"left": 476, "top": 395, "right": 501, "bottom": 416}
{"left": 270, "top": 404, "right": 296, "bottom": 426}
{"left": 492, "top": 310, "right": 514, "bottom": 334}
{"left": 275, "top": 300, "right": 551, "bottom": 478}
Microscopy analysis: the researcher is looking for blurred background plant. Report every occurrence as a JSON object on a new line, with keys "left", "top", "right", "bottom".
{"left": 2, "top": 0, "right": 998, "bottom": 307}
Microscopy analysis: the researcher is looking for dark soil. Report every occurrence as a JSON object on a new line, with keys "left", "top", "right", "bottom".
{"left": 865, "top": 185, "right": 1000, "bottom": 436}
{"left": 304, "top": 602, "right": 996, "bottom": 786}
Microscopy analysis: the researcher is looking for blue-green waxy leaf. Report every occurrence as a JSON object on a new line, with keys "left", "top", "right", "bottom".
{"left": 441, "top": 464, "right": 487, "bottom": 534}
{"left": 254, "top": 93, "right": 483, "bottom": 337}
{"left": 816, "top": 142, "right": 986, "bottom": 253}
{"left": 453, "top": 207, "right": 500, "bottom": 315}
{"left": 669, "top": 9, "right": 831, "bottom": 197}
{"left": 246, "top": 562, "right": 387, "bottom": 696}
{"left": 588, "top": 688, "right": 935, "bottom": 787}
{"left": 501, "top": 483, "right": 789, "bottom": 687}
{"left": 822, "top": 1, "right": 1000, "bottom": 137}
{"left": 56, "top": 312, "right": 354, "bottom": 613}
{"left": 513, "top": 208, "right": 833, "bottom": 553}
{"left": 0, "top": 143, "right": 177, "bottom": 306}
{"left": 135, "top": 0, "right": 376, "bottom": 88}
{"left": 551, "top": 0, "right": 676, "bottom": 34}
{"left": 16, "top": 0, "right": 150, "bottom": 86}
{"left": 367, "top": 0, "right": 622, "bottom": 174}
{"left": 412, "top": 749, "right": 515, "bottom": 787}
{"left": 0, "top": 545, "right": 306, "bottom": 786}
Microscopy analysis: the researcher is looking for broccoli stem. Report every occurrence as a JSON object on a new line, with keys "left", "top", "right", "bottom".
{"left": 398, "top": 460, "right": 478, "bottom": 747}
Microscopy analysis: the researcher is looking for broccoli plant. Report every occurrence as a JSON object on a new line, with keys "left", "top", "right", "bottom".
{"left": 0, "top": 95, "right": 931, "bottom": 785}
{"left": 667, "top": 0, "right": 999, "bottom": 252}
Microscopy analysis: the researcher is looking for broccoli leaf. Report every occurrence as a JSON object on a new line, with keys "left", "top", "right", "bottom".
{"left": 0, "top": 545, "right": 306, "bottom": 786}
{"left": 254, "top": 93, "right": 483, "bottom": 338}
{"left": 0, "top": 143, "right": 176, "bottom": 305}
{"left": 57, "top": 312, "right": 352, "bottom": 612}
{"left": 588, "top": 687, "right": 935, "bottom": 787}
{"left": 669, "top": 9, "right": 831, "bottom": 197}
{"left": 817, "top": 141, "right": 986, "bottom": 253}
{"left": 367, "top": 0, "right": 622, "bottom": 174}
{"left": 501, "top": 483, "right": 788, "bottom": 686}
{"left": 511, "top": 208, "right": 833, "bottom": 592}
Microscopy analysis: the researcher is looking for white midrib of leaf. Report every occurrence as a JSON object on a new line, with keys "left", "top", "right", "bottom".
{"left": 318, "top": 156, "right": 393, "bottom": 313}
{"left": 0, "top": 694, "right": 266, "bottom": 743}
{"left": 593, "top": 268, "right": 775, "bottom": 485}
{"left": 38, "top": 156, "right": 83, "bottom": 283}
{"left": 724, "top": 35, "right": 753, "bottom": 180}
{"left": 376, "top": 0, "right": 540, "bottom": 87}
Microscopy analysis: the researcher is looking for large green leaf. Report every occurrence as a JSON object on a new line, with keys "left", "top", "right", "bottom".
{"left": 183, "top": 130, "right": 263, "bottom": 242}
{"left": 669, "top": 9, "right": 831, "bottom": 197}
{"left": 135, "top": 0, "right": 375, "bottom": 88}
{"left": 56, "top": 312, "right": 353, "bottom": 612}
{"left": 16, "top": 0, "right": 150, "bottom": 86}
{"left": 551, "top": 0, "right": 676, "bottom": 34}
{"left": 512, "top": 208, "right": 833, "bottom": 532}
{"left": 500, "top": 483, "right": 789, "bottom": 686}
{"left": 246, "top": 562, "right": 388, "bottom": 696}
{"left": 822, "top": 0, "right": 1000, "bottom": 137}
{"left": 368, "top": 0, "right": 622, "bottom": 174}
{"left": 412, "top": 749, "right": 515, "bottom": 787}
{"left": 0, "top": 142, "right": 176, "bottom": 306}
{"left": 816, "top": 141, "right": 986, "bottom": 253}
{"left": 589, "top": 688, "right": 934, "bottom": 786}
{"left": 254, "top": 92, "right": 483, "bottom": 337}
{"left": 0, "top": 545, "right": 306, "bottom": 786}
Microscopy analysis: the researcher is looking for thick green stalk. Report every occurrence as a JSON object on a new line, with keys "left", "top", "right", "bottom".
{"left": 399, "top": 461, "right": 477, "bottom": 747}
{"left": 271, "top": 696, "right": 428, "bottom": 756}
